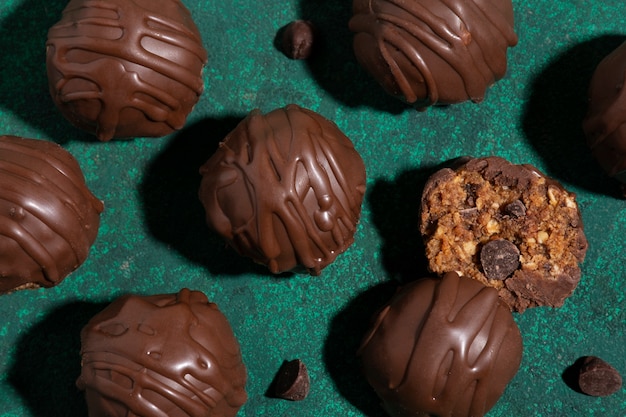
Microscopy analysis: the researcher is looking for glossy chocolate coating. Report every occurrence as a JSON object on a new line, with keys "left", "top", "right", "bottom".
{"left": 0, "top": 135, "right": 103, "bottom": 293}
{"left": 198, "top": 104, "right": 366, "bottom": 275}
{"left": 349, "top": 0, "right": 518, "bottom": 108}
{"left": 46, "top": 0, "right": 208, "bottom": 141}
{"left": 583, "top": 41, "right": 626, "bottom": 182}
{"left": 359, "top": 272, "right": 523, "bottom": 417}
{"left": 77, "top": 289, "right": 248, "bottom": 417}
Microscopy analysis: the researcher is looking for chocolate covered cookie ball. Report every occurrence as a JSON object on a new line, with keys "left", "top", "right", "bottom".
{"left": 46, "top": 0, "right": 208, "bottom": 141}
{"left": 359, "top": 272, "right": 523, "bottom": 417}
{"left": 0, "top": 135, "right": 103, "bottom": 294}
{"left": 77, "top": 289, "right": 247, "bottom": 417}
{"left": 199, "top": 104, "right": 366, "bottom": 275}
{"left": 419, "top": 157, "right": 588, "bottom": 312}
{"left": 349, "top": 0, "right": 518, "bottom": 108}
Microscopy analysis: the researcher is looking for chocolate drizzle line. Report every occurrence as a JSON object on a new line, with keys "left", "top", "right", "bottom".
{"left": 584, "top": 73, "right": 626, "bottom": 154}
{"left": 583, "top": 41, "right": 626, "bottom": 179}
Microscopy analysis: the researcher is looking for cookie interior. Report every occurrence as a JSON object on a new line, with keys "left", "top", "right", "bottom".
{"left": 420, "top": 164, "right": 586, "bottom": 311}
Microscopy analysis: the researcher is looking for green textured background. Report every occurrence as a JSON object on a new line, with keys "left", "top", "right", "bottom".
{"left": 1, "top": 0, "right": 625, "bottom": 416}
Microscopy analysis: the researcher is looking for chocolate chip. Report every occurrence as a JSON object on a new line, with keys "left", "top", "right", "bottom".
{"left": 480, "top": 239, "right": 520, "bottom": 280}
{"left": 503, "top": 199, "right": 526, "bottom": 218}
{"left": 272, "top": 359, "right": 310, "bottom": 401}
{"left": 281, "top": 20, "right": 316, "bottom": 60}
{"left": 464, "top": 183, "right": 479, "bottom": 207}
{"left": 578, "top": 356, "right": 622, "bottom": 397}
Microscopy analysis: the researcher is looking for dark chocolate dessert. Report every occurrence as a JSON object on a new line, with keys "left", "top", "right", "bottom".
{"left": 0, "top": 135, "right": 103, "bottom": 294}
{"left": 419, "top": 157, "right": 588, "bottom": 312}
{"left": 198, "top": 104, "right": 366, "bottom": 275}
{"left": 349, "top": 0, "right": 518, "bottom": 108}
{"left": 77, "top": 288, "right": 247, "bottom": 417}
{"left": 583, "top": 41, "right": 626, "bottom": 183}
{"left": 46, "top": 0, "right": 208, "bottom": 141}
{"left": 358, "top": 271, "right": 523, "bottom": 417}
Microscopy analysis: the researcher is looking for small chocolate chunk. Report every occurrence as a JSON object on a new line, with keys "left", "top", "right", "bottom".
{"left": 578, "top": 356, "right": 622, "bottom": 397}
{"left": 281, "top": 20, "right": 316, "bottom": 60}
{"left": 464, "top": 183, "right": 479, "bottom": 207}
{"left": 504, "top": 199, "right": 526, "bottom": 218}
{"left": 480, "top": 239, "right": 520, "bottom": 280}
{"left": 272, "top": 359, "right": 310, "bottom": 401}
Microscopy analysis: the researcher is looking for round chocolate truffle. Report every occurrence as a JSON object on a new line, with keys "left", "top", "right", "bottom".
{"left": 0, "top": 135, "right": 103, "bottom": 294}
{"left": 349, "top": 0, "right": 518, "bottom": 108}
{"left": 358, "top": 272, "right": 523, "bottom": 417}
{"left": 419, "top": 156, "right": 588, "bottom": 312}
{"left": 198, "top": 104, "right": 366, "bottom": 275}
{"left": 77, "top": 288, "right": 248, "bottom": 417}
{"left": 46, "top": 0, "right": 208, "bottom": 141}
{"left": 583, "top": 41, "right": 626, "bottom": 183}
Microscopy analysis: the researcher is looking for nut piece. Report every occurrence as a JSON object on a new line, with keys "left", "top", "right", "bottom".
{"left": 578, "top": 356, "right": 622, "bottom": 397}
{"left": 272, "top": 359, "right": 310, "bottom": 401}
{"left": 281, "top": 20, "right": 316, "bottom": 59}
{"left": 480, "top": 239, "right": 520, "bottom": 280}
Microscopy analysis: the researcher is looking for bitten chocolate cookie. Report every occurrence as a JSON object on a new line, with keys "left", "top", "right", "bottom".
{"left": 349, "top": 0, "right": 518, "bottom": 108}
{"left": 199, "top": 104, "right": 366, "bottom": 276}
{"left": 358, "top": 271, "right": 523, "bottom": 417}
{"left": 0, "top": 135, "right": 103, "bottom": 294}
{"left": 77, "top": 289, "right": 247, "bottom": 417}
{"left": 419, "top": 157, "right": 588, "bottom": 312}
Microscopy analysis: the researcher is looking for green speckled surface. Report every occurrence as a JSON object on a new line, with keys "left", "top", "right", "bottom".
{"left": 0, "top": 0, "right": 625, "bottom": 416}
